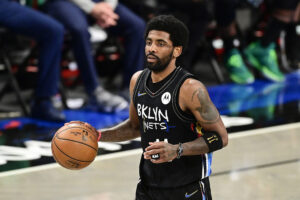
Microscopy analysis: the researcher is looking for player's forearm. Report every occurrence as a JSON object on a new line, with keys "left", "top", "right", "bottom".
{"left": 180, "top": 130, "right": 227, "bottom": 156}
{"left": 180, "top": 137, "right": 209, "bottom": 156}
{"left": 144, "top": 137, "right": 210, "bottom": 163}
{"left": 99, "top": 119, "right": 140, "bottom": 142}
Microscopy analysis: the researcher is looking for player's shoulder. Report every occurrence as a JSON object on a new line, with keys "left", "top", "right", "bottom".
{"left": 178, "top": 77, "right": 209, "bottom": 111}
{"left": 181, "top": 77, "right": 206, "bottom": 92}
{"left": 132, "top": 70, "right": 144, "bottom": 81}
{"left": 130, "top": 70, "right": 143, "bottom": 84}
{"left": 129, "top": 70, "right": 144, "bottom": 90}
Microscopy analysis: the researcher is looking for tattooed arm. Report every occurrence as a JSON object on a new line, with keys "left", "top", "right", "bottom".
{"left": 144, "top": 78, "right": 228, "bottom": 163}
{"left": 99, "top": 71, "right": 142, "bottom": 142}
{"left": 178, "top": 78, "right": 228, "bottom": 155}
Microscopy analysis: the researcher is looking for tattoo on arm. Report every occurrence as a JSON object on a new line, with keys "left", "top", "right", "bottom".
{"left": 101, "top": 119, "right": 140, "bottom": 142}
{"left": 191, "top": 88, "right": 219, "bottom": 123}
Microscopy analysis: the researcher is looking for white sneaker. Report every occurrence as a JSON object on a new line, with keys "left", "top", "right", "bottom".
{"left": 86, "top": 86, "right": 128, "bottom": 113}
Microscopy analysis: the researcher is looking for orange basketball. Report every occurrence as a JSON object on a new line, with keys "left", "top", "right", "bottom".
{"left": 51, "top": 121, "right": 99, "bottom": 170}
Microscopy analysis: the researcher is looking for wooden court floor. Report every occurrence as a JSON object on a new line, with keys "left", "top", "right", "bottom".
{"left": 0, "top": 122, "right": 299, "bottom": 200}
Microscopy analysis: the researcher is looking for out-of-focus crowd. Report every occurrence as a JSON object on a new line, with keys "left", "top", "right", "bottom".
{"left": 0, "top": 0, "right": 299, "bottom": 121}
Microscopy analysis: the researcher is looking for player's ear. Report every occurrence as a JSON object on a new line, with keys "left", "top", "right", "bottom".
{"left": 173, "top": 46, "right": 182, "bottom": 58}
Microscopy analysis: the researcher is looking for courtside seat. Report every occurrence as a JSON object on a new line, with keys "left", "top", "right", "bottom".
{"left": 0, "top": 27, "right": 30, "bottom": 116}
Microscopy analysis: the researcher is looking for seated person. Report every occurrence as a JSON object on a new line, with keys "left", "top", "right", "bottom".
{"left": 43, "top": 0, "right": 145, "bottom": 105}
{"left": 214, "top": 0, "right": 299, "bottom": 83}
{"left": 0, "top": 0, "right": 65, "bottom": 121}
{"left": 244, "top": 0, "right": 299, "bottom": 82}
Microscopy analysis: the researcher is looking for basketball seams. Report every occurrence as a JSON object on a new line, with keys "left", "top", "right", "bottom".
{"left": 56, "top": 126, "right": 98, "bottom": 144}
{"left": 51, "top": 143, "right": 60, "bottom": 163}
{"left": 64, "top": 121, "right": 99, "bottom": 138}
{"left": 53, "top": 140, "right": 95, "bottom": 162}
{"left": 55, "top": 137, "right": 98, "bottom": 152}
{"left": 52, "top": 144, "right": 71, "bottom": 169}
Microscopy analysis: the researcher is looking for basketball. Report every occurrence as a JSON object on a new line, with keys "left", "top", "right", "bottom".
{"left": 51, "top": 121, "right": 99, "bottom": 170}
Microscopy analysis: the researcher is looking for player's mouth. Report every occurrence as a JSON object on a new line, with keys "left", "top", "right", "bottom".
{"left": 147, "top": 55, "right": 158, "bottom": 62}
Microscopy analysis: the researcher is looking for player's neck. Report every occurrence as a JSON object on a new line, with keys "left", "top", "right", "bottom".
{"left": 151, "top": 62, "right": 176, "bottom": 83}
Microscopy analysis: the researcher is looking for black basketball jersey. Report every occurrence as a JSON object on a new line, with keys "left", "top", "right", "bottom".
{"left": 133, "top": 67, "right": 213, "bottom": 188}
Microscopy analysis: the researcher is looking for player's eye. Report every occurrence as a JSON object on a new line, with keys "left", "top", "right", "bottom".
{"left": 158, "top": 41, "right": 166, "bottom": 47}
{"left": 146, "top": 40, "right": 152, "bottom": 46}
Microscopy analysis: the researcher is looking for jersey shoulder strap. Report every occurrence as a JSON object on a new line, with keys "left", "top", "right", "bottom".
{"left": 132, "top": 69, "right": 150, "bottom": 105}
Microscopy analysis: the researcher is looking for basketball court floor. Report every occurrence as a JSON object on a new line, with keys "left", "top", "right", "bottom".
{"left": 0, "top": 69, "right": 299, "bottom": 200}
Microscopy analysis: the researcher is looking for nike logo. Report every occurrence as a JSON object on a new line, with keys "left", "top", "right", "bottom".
{"left": 137, "top": 92, "right": 147, "bottom": 97}
{"left": 185, "top": 189, "right": 199, "bottom": 198}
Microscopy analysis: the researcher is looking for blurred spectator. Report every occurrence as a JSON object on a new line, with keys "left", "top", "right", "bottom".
{"left": 0, "top": 0, "right": 65, "bottom": 121}
{"left": 215, "top": 0, "right": 300, "bottom": 84}
{"left": 155, "top": 0, "right": 212, "bottom": 72}
{"left": 243, "top": 0, "right": 299, "bottom": 82}
{"left": 285, "top": 2, "right": 300, "bottom": 69}
{"left": 43, "top": 0, "right": 145, "bottom": 105}
{"left": 214, "top": 0, "right": 255, "bottom": 84}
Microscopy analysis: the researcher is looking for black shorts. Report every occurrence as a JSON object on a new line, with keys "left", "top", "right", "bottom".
{"left": 135, "top": 177, "right": 212, "bottom": 200}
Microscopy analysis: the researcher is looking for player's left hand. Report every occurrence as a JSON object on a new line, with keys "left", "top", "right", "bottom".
{"left": 144, "top": 142, "right": 177, "bottom": 164}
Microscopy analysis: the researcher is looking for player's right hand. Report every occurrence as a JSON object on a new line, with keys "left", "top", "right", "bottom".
{"left": 144, "top": 142, "right": 177, "bottom": 164}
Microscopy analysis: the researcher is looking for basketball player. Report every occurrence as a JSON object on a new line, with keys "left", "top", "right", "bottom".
{"left": 98, "top": 15, "right": 228, "bottom": 200}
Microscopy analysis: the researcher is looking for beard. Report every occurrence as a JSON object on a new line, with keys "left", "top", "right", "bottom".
{"left": 145, "top": 51, "right": 173, "bottom": 73}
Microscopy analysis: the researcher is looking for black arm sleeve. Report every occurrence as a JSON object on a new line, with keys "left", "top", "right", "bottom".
{"left": 202, "top": 129, "right": 223, "bottom": 153}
